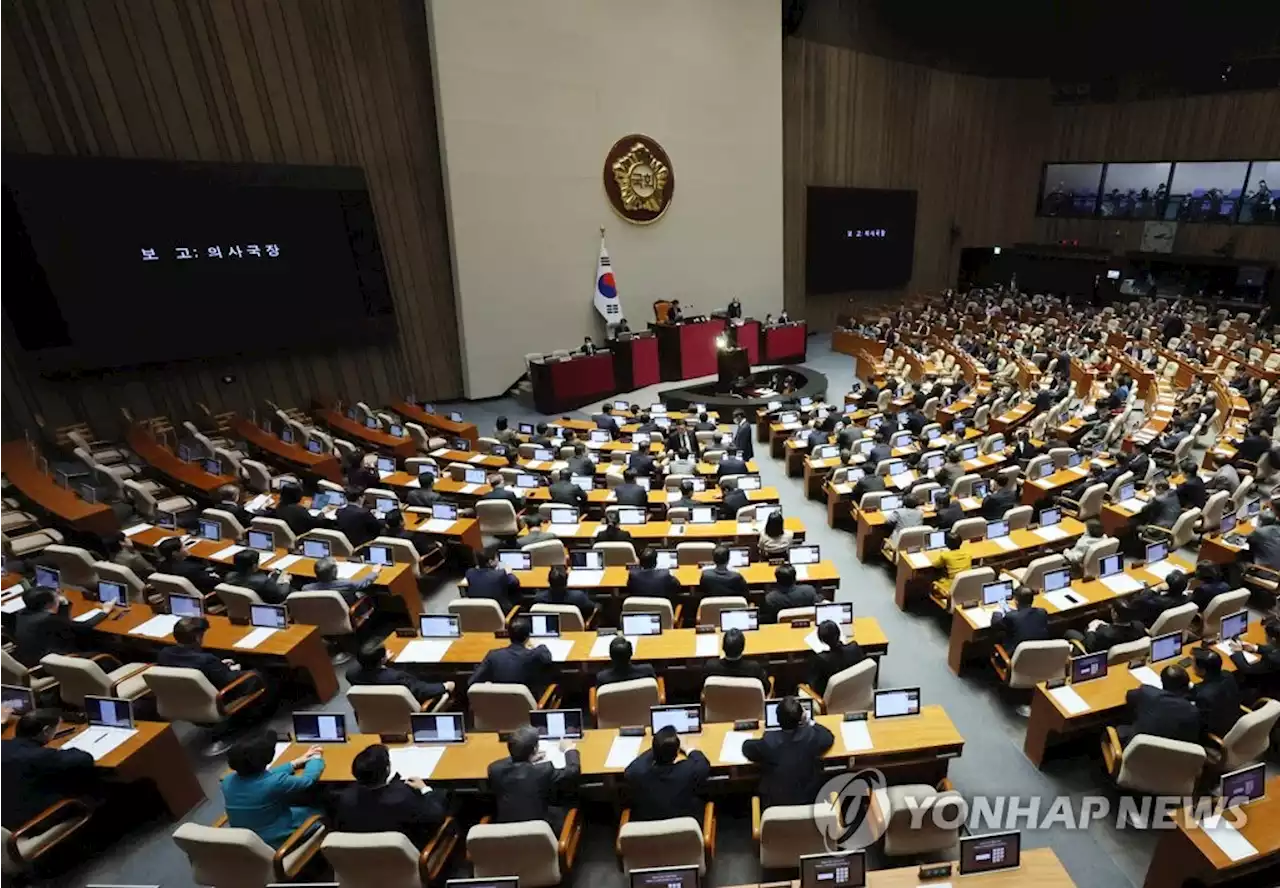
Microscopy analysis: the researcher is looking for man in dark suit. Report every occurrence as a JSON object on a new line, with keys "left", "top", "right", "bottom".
{"left": 980, "top": 475, "right": 1019, "bottom": 521}
{"left": 406, "top": 473, "right": 443, "bottom": 508}
{"left": 1137, "top": 477, "right": 1182, "bottom": 530}
{"left": 463, "top": 549, "right": 521, "bottom": 613}
{"left": 990, "top": 586, "right": 1050, "bottom": 653}
{"left": 719, "top": 479, "right": 750, "bottom": 521}
{"left": 1121, "top": 570, "right": 1189, "bottom": 628}
{"left": 13, "top": 586, "right": 113, "bottom": 667}
{"left": 731, "top": 411, "right": 755, "bottom": 460}
{"left": 933, "top": 493, "right": 964, "bottom": 532}
{"left": 334, "top": 743, "right": 450, "bottom": 846}
{"left": 762, "top": 564, "right": 822, "bottom": 623}
{"left": 1190, "top": 649, "right": 1242, "bottom": 739}
{"left": 468, "top": 617, "right": 553, "bottom": 694}
{"left": 903, "top": 406, "right": 927, "bottom": 436}
{"left": 157, "top": 617, "right": 243, "bottom": 690}
{"left": 1229, "top": 617, "right": 1280, "bottom": 701}
{"left": 548, "top": 469, "right": 588, "bottom": 509}
{"left": 626, "top": 547, "right": 682, "bottom": 600}
{"left": 694, "top": 412, "right": 718, "bottom": 432}
{"left": 1234, "top": 425, "right": 1271, "bottom": 465}
{"left": 623, "top": 726, "right": 710, "bottom": 821}
{"left": 665, "top": 422, "right": 701, "bottom": 459}
{"left": 213, "top": 484, "right": 257, "bottom": 529}
{"left": 596, "top": 636, "right": 657, "bottom": 688}
{"left": 1119, "top": 665, "right": 1200, "bottom": 746}
{"left": 1063, "top": 604, "right": 1146, "bottom": 655}
{"left": 698, "top": 546, "right": 748, "bottom": 601}
{"left": 717, "top": 449, "right": 749, "bottom": 478}
{"left": 347, "top": 640, "right": 450, "bottom": 702}
{"left": 1176, "top": 459, "right": 1208, "bottom": 509}
{"left": 487, "top": 725, "right": 580, "bottom": 833}
{"left": 804, "top": 425, "right": 828, "bottom": 451}
{"left": 155, "top": 537, "right": 220, "bottom": 594}
{"left": 851, "top": 471, "right": 886, "bottom": 503}
{"left": 301, "top": 557, "right": 375, "bottom": 605}
{"left": 742, "top": 697, "right": 835, "bottom": 809}
{"left": 566, "top": 445, "right": 596, "bottom": 478}
{"left": 272, "top": 484, "right": 318, "bottom": 535}
{"left": 479, "top": 475, "right": 522, "bottom": 508}
{"left": 668, "top": 480, "right": 700, "bottom": 511}
{"left": 521, "top": 515, "right": 558, "bottom": 547}
{"left": 225, "top": 549, "right": 291, "bottom": 605}
{"left": 868, "top": 434, "right": 893, "bottom": 468}
{"left": 1009, "top": 431, "right": 1041, "bottom": 463}
{"left": 807, "top": 620, "right": 867, "bottom": 695}
{"left": 1, "top": 709, "right": 101, "bottom": 830}
{"left": 703, "top": 628, "right": 768, "bottom": 689}
{"left": 628, "top": 448, "right": 657, "bottom": 479}
{"left": 592, "top": 405, "right": 621, "bottom": 436}
{"left": 613, "top": 470, "right": 648, "bottom": 507}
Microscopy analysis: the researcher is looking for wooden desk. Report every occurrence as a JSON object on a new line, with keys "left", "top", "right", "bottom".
{"left": 429, "top": 448, "right": 509, "bottom": 471}
{"left": 391, "top": 401, "right": 478, "bottom": 445}
{"left": 852, "top": 497, "right": 985, "bottom": 564}
{"left": 229, "top": 416, "right": 342, "bottom": 483}
{"left": 403, "top": 509, "right": 483, "bottom": 553}
{"left": 53, "top": 721, "right": 204, "bottom": 818}
{"left": 62, "top": 587, "right": 338, "bottom": 700}
{"left": 1199, "top": 517, "right": 1255, "bottom": 565}
{"left": 990, "top": 400, "right": 1036, "bottom": 433}
{"left": 379, "top": 471, "right": 494, "bottom": 501}
{"left": 126, "top": 425, "right": 238, "bottom": 495}
{"left": 1144, "top": 777, "right": 1280, "bottom": 888}
{"left": 1021, "top": 460, "right": 1115, "bottom": 506}
{"left": 273, "top": 705, "right": 958, "bottom": 786}
{"left": 514, "top": 517, "right": 806, "bottom": 547}
{"left": 521, "top": 486, "right": 781, "bottom": 510}
{"left": 315, "top": 409, "right": 417, "bottom": 459}
{"left": 745, "top": 848, "right": 1072, "bottom": 888}
{"left": 1, "top": 440, "right": 118, "bottom": 534}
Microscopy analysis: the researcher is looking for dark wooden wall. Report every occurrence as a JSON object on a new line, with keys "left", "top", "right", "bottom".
{"left": 2, "top": 0, "right": 460, "bottom": 439}
{"left": 783, "top": 38, "right": 1047, "bottom": 329}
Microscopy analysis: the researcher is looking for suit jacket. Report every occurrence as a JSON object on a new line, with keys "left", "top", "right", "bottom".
{"left": 629, "top": 453, "right": 657, "bottom": 477}
{"left": 548, "top": 481, "right": 588, "bottom": 509}
{"left": 596, "top": 525, "right": 634, "bottom": 545}
{"left": 613, "top": 484, "right": 648, "bottom": 507}
{"left": 732, "top": 422, "right": 755, "bottom": 460}
{"left": 335, "top": 505, "right": 384, "bottom": 549}
{"left": 1, "top": 737, "right": 98, "bottom": 829}
{"left": 624, "top": 750, "right": 711, "bottom": 821}
{"left": 1138, "top": 492, "right": 1182, "bottom": 529}
{"left": 981, "top": 489, "right": 1018, "bottom": 521}
{"left": 273, "top": 502, "right": 318, "bottom": 535}
{"left": 333, "top": 777, "right": 448, "bottom": 845}
{"left": 157, "top": 643, "right": 237, "bottom": 689}
{"left": 1125, "top": 685, "right": 1200, "bottom": 744}
{"left": 698, "top": 567, "right": 747, "bottom": 600}
{"left": 592, "top": 414, "right": 620, "bottom": 435}
{"left": 665, "top": 431, "right": 701, "bottom": 458}
{"left": 468, "top": 643, "right": 553, "bottom": 691}
{"left": 566, "top": 456, "right": 597, "bottom": 478}
{"left": 1235, "top": 435, "right": 1270, "bottom": 464}
{"left": 626, "top": 567, "right": 681, "bottom": 600}
{"left": 805, "top": 429, "right": 829, "bottom": 450}
{"left": 721, "top": 488, "right": 749, "bottom": 521}
{"left": 226, "top": 569, "right": 291, "bottom": 605}
{"left": 160, "top": 557, "right": 221, "bottom": 594}
{"left": 1230, "top": 643, "right": 1280, "bottom": 700}
{"left": 533, "top": 588, "right": 597, "bottom": 620}
{"left": 13, "top": 604, "right": 107, "bottom": 667}
{"left": 741, "top": 722, "right": 835, "bottom": 808}
{"left": 463, "top": 568, "right": 520, "bottom": 613}
{"left": 935, "top": 504, "right": 965, "bottom": 531}
{"left": 717, "top": 458, "right": 748, "bottom": 478}
{"left": 703, "top": 656, "right": 768, "bottom": 689}
{"left": 990, "top": 606, "right": 1050, "bottom": 652}
{"left": 596, "top": 662, "right": 657, "bottom": 687}
{"left": 807, "top": 641, "right": 867, "bottom": 695}
{"left": 480, "top": 488, "right": 521, "bottom": 507}
{"left": 215, "top": 500, "right": 257, "bottom": 529}
{"left": 1247, "top": 524, "right": 1280, "bottom": 569}
{"left": 1192, "top": 581, "right": 1231, "bottom": 613}
{"left": 521, "top": 530, "right": 559, "bottom": 547}
{"left": 406, "top": 488, "right": 442, "bottom": 508}
{"left": 487, "top": 752, "right": 581, "bottom": 824}
{"left": 1080, "top": 621, "right": 1146, "bottom": 654}
{"left": 345, "top": 663, "right": 445, "bottom": 702}
{"left": 762, "top": 584, "right": 821, "bottom": 623}
{"left": 1191, "top": 671, "right": 1243, "bottom": 738}
{"left": 299, "top": 576, "right": 373, "bottom": 605}
{"left": 869, "top": 443, "right": 893, "bottom": 466}
{"left": 1122, "top": 591, "right": 1187, "bottom": 628}
{"left": 222, "top": 759, "right": 326, "bottom": 847}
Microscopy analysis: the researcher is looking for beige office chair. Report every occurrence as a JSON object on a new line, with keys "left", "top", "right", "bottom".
{"left": 1001, "top": 505, "right": 1033, "bottom": 531}
{"left": 800, "top": 659, "right": 876, "bottom": 715}
{"left": 890, "top": 526, "right": 931, "bottom": 556}
{"left": 593, "top": 541, "right": 639, "bottom": 566}
{"left": 524, "top": 539, "right": 567, "bottom": 567}
{"left": 39, "top": 653, "right": 152, "bottom": 708}
{"left": 1006, "top": 554, "right": 1067, "bottom": 591}
{"left": 201, "top": 508, "right": 246, "bottom": 541}
{"left": 1, "top": 528, "right": 64, "bottom": 560}
{"left": 90, "top": 561, "right": 148, "bottom": 603}
{"left": 1102, "top": 730, "right": 1206, "bottom": 795}
{"left": 123, "top": 478, "right": 196, "bottom": 520}
{"left": 701, "top": 676, "right": 766, "bottom": 723}
{"left": 869, "top": 781, "right": 968, "bottom": 857}
{"left": 477, "top": 500, "right": 520, "bottom": 540}
{"left": 348, "top": 685, "right": 427, "bottom": 737}
{"left": 1061, "top": 482, "right": 1107, "bottom": 520}
{"left": 1140, "top": 508, "right": 1201, "bottom": 549}
{"left": 214, "top": 583, "right": 263, "bottom": 622}
{"left": 1106, "top": 472, "right": 1136, "bottom": 502}
{"left": 174, "top": 819, "right": 327, "bottom": 888}
{"left": 991, "top": 639, "right": 1072, "bottom": 690}
{"left": 934, "top": 566, "right": 995, "bottom": 611}
{"left": 676, "top": 542, "right": 716, "bottom": 566}
{"left": 1080, "top": 538, "right": 1121, "bottom": 579}
{"left": 531, "top": 602, "right": 589, "bottom": 632}
{"left": 467, "top": 815, "right": 581, "bottom": 888}
{"left": 594, "top": 677, "right": 663, "bottom": 729}
{"left": 622, "top": 597, "right": 679, "bottom": 629}
{"left": 1198, "top": 589, "right": 1250, "bottom": 639}
{"left": 299, "top": 529, "right": 354, "bottom": 558}
{"left": 250, "top": 517, "right": 297, "bottom": 550}
{"left": 369, "top": 536, "right": 440, "bottom": 579}
{"left": 617, "top": 807, "right": 715, "bottom": 875}
{"left": 39, "top": 545, "right": 99, "bottom": 588}
{"left": 1, "top": 798, "right": 94, "bottom": 878}
{"left": 949, "top": 474, "right": 980, "bottom": 498}
{"left": 470, "top": 682, "right": 555, "bottom": 732}
{"left": 149, "top": 572, "right": 218, "bottom": 611}
{"left": 951, "top": 517, "right": 986, "bottom": 542}
{"left": 1, "top": 649, "right": 58, "bottom": 697}
{"left": 1147, "top": 602, "right": 1198, "bottom": 638}
{"left": 322, "top": 827, "right": 458, "bottom": 888}
{"left": 1208, "top": 699, "right": 1280, "bottom": 771}
{"left": 448, "top": 597, "right": 511, "bottom": 632}
{"left": 286, "top": 590, "right": 371, "bottom": 664}
{"left": 1196, "top": 491, "right": 1231, "bottom": 534}
{"left": 143, "top": 666, "right": 266, "bottom": 755}
{"left": 754, "top": 800, "right": 838, "bottom": 868}
{"left": 695, "top": 596, "right": 749, "bottom": 627}
{"left": 241, "top": 459, "right": 280, "bottom": 493}
{"left": 1103, "top": 636, "right": 1151, "bottom": 665}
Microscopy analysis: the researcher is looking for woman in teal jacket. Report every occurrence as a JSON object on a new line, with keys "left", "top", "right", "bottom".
{"left": 221, "top": 729, "right": 326, "bottom": 847}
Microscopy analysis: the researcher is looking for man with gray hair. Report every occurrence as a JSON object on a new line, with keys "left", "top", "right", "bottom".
{"left": 486, "top": 724, "right": 580, "bottom": 833}
{"left": 300, "top": 556, "right": 374, "bottom": 604}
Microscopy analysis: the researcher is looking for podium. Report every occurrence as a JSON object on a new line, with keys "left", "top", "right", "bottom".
{"left": 654, "top": 319, "right": 726, "bottom": 381}
{"left": 717, "top": 346, "right": 750, "bottom": 385}
{"left": 530, "top": 353, "right": 616, "bottom": 413}
{"left": 611, "top": 334, "right": 660, "bottom": 392}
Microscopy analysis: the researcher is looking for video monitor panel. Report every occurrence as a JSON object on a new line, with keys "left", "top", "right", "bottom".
{"left": 805, "top": 187, "right": 917, "bottom": 292}
{"left": 1099, "top": 163, "right": 1173, "bottom": 219}
{"left": 1240, "top": 161, "right": 1280, "bottom": 224}
{"left": 1164, "top": 161, "right": 1250, "bottom": 222}
{"left": 1039, "top": 163, "right": 1104, "bottom": 217}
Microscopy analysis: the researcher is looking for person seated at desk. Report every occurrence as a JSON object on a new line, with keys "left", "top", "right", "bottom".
{"left": 596, "top": 636, "right": 656, "bottom": 688}
{"left": 902, "top": 405, "right": 927, "bottom": 436}
{"left": 694, "top": 412, "right": 717, "bottom": 433}
{"left": 1190, "top": 648, "right": 1242, "bottom": 740}
{"left": 548, "top": 469, "right": 589, "bottom": 510}
{"left": 980, "top": 475, "right": 1019, "bottom": 521}
{"left": 1135, "top": 476, "right": 1181, "bottom": 531}
{"left": 535, "top": 565, "right": 597, "bottom": 622}
{"left": 565, "top": 443, "right": 596, "bottom": 478}
{"left": 1245, "top": 512, "right": 1280, "bottom": 569}
{"left": 214, "top": 484, "right": 257, "bottom": 528}
{"left": 762, "top": 564, "right": 822, "bottom": 623}
{"left": 703, "top": 628, "right": 768, "bottom": 689}
{"left": 480, "top": 474, "right": 521, "bottom": 507}
{"left": 1190, "top": 562, "right": 1231, "bottom": 612}
{"left": 347, "top": 640, "right": 451, "bottom": 703}
{"left": 103, "top": 530, "right": 154, "bottom": 580}
{"left": 990, "top": 586, "right": 1050, "bottom": 653}
{"left": 1063, "top": 519, "right": 1108, "bottom": 569}
{"left": 1203, "top": 452, "right": 1240, "bottom": 495}
{"left": 886, "top": 492, "right": 925, "bottom": 548}
{"left": 1009, "top": 430, "right": 1040, "bottom": 464}
{"left": 226, "top": 549, "right": 291, "bottom": 605}
{"left": 664, "top": 449, "right": 697, "bottom": 478}
{"left": 929, "top": 532, "right": 972, "bottom": 579}
{"left": 867, "top": 430, "right": 893, "bottom": 468}
{"left": 334, "top": 743, "right": 450, "bottom": 847}
{"left": 155, "top": 537, "right": 220, "bottom": 595}
{"left": 272, "top": 484, "right": 319, "bottom": 535}
{"left": 612, "top": 470, "right": 648, "bottom": 508}
{"left": 624, "top": 725, "right": 710, "bottom": 822}
{"left": 632, "top": 412, "right": 661, "bottom": 437}
{"left": 665, "top": 421, "right": 701, "bottom": 458}
{"left": 626, "top": 547, "right": 681, "bottom": 600}
{"left": 1060, "top": 462, "right": 1109, "bottom": 505}
{"left": 931, "top": 493, "right": 963, "bottom": 533}
{"left": 406, "top": 473, "right": 443, "bottom": 508}
{"left": 468, "top": 616, "right": 552, "bottom": 694}
{"left": 521, "top": 514, "right": 558, "bottom": 547}
{"left": 665, "top": 300, "right": 683, "bottom": 324}
{"left": 807, "top": 621, "right": 866, "bottom": 695}
{"left": 717, "top": 448, "right": 749, "bottom": 478}
{"left": 1228, "top": 616, "right": 1280, "bottom": 701}
{"left": 464, "top": 548, "right": 520, "bottom": 613}
{"left": 757, "top": 512, "right": 794, "bottom": 559}
{"left": 14, "top": 586, "right": 113, "bottom": 667}
{"left": 1, "top": 709, "right": 101, "bottom": 831}
{"left": 158, "top": 617, "right": 245, "bottom": 689}
{"left": 1233, "top": 424, "right": 1272, "bottom": 465}
{"left": 742, "top": 696, "right": 834, "bottom": 809}
{"left": 383, "top": 509, "right": 444, "bottom": 562}
{"left": 698, "top": 545, "right": 748, "bottom": 601}
{"left": 596, "top": 511, "right": 634, "bottom": 546}
{"left": 934, "top": 448, "right": 966, "bottom": 493}
{"left": 592, "top": 404, "right": 621, "bottom": 436}
{"left": 222, "top": 730, "right": 325, "bottom": 848}
{"left": 1064, "top": 605, "right": 1146, "bottom": 654}
{"left": 345, "top": 451, "right": 382, "bottom": 493}
{"left": 494, "top": 416, "right": 520, "bottom": 449}
{"left": 487, "top": 724, "right": 580, "bottom": 833}
{"left": 1118, "top": 665, "right": 1200, "bottom": 747}
{"left": 300, "top": 556, "right": 374, "bottom": 605}
{"left": 719, "top": 478, "right": 749, "bottom": 521}
{"left": 804, "top": 422, "right": 828, "bottom": 451}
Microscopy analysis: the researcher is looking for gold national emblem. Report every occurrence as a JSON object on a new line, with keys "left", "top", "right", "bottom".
{"left": 603, "top": 134, "right": 674, "bottom": 224}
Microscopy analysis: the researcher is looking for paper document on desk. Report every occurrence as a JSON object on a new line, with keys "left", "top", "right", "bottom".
{"left": 122, "top": 524, "right": 153, "bottom": 537}
{"left": 803, "top": 629, "right": 845, "bottom": 652}
{"left": 719, "top": 731, "right": 752, "bottom": 764}
{"left": 2, "top": 596, "right": 28, "bottom": 614}
{"left": 590, "top": 634, "right": 617, "bottom": 658}
{"left": 1032, "top": 479, "right": 1052, "bottom": 490}
{"left": 1100, "top": 573, "right": 1144, "bottom": 594}
{"left": 991, "top": 537, "right": 1018, "bottom": 551}
{"left": 246, "top": 495, "right": 272, "bottom": 513}
{"left": 1196, "top": 816, "right": 1259, "bottom": 862}
{"left": 905, "top": 552, "right": 932, "bottom": 570}
{"left": 959, "top": 497, "right": 981, "bottom": 510}
{"left": 568, "top": 570, "right": 605, "bottom": 587}
{"left": 1068, "top": 466, "right": 1089, "bottom": 477}
{"left": 1034, "top": 525, "right": 1069, "bottom": 542}
{"left": 695, "top": 634, "right": 720, "bottom": 657}
{"left": 1048, "top": 685, "right": 1090, "bottom": 715}
{"left": 333, "top": 562, "right": 364, "bottom": 580}
{"left": 268, "top": 554, "right": 304, "bottom": 572}
{"left": 74, "top": 607, "right": 106, "bottom": 622}
{"left": 129, "top": 614, "right": 181, "bottom": 638}
{"left": 60, "top": 726, "right": 137, "bottom": 761}
{"left": 794, "top": 564, "right": 810, "bottom": 581}
{"left": 378, "top": 470, "right": 394, "bottom": 480}
{"left": 890, "top": 473, "right": 914, "bottom": 488}
{"left": 1129, "top": 666, "right": 1162, "bottom": 688}
{"left": 467, "top": 454, "right": 487, "bottom": 463}
{"left": 540, "top": 638, "right": 576, "bottom": 662}
{"left": 1213, "top": 643, "right": 1258, "bottom": 664}
{"left": 737, "top": 523, "right": 757, "bottom": 535}
{"left": 403, "top": 478, "right": 421, "bottom": 488}
{"left": 1144, "top": 560, "right": 1178, "bottom": 581}
{"left": 396, "top": 639, "right": 453, "bottom": 663}
{"left": 457, "top": 483, "right": 481, "bottom": 494}
{"left": 551, "top": 523, "right": 583, "bottom": 537}
{"left": 1043, "top": 589, "right": 1085, "bottom": 612}
{"left": 271, "top": 742, "right": 291, "bottom": 766}
{"left": 389, "top": 746, "right": 446, "bottom": 780}
{"left": 963, "top": 607, "right": 994, "bottom": 629}
{"left": 538, "top": 741, "right": 567, "bottom": 769}
{"left": 419, "top": 519, "right": 457, "bottom": 534}
{"left": 235, "top": 627, "right": 280, "bottom": 649}
{"left": 667, "top": 524, "right": 684, "bottom": 537}
{"left": 841, "top": 720, "right": 873, "bottom": 752}
{"left": 1118, "top": 498, "right": 1146, "bottom": 512}
{"left": 212, "top": 545, "right": 246, "bottom": 560}
{"left": 605, "top": 735, "right": 644, "bottom": 769}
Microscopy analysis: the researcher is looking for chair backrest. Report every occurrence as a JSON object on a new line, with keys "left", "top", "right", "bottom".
{"left": 371, "top": 537, "right": 421, "bottom": 578}
{"left": 476, "top": 436, "right": 501, "bottom": 454}
{"left": 596, "top": 677, "right": 662, "bottom": 729}
{"left": 92, "top": 561, "right": 147, "bottom": 602}
{"left": 1148, "top": 601, "right": 1198, "bottom": 638}
{"left": 1107, "top": 472, "right": 1135, "bottom": 501}
{"left": 1021, "top": 554, "right": 1067, "bottom": 592}
{"left": 701, "top": 675, "right": 765, "bottom": 722}
{"left": 349, "top": 685, "right": 422, "bottom": 735}
{"left": 950, "top": 474, "right": 979, "bottom": 498}
{"left": 1, "top": 649, "right": 36, "bottom": 686}
{"left": 1220, "top": 699, "right": 1280, "bottom": 770}
{"left": 758, "top": 803, "right": 838, "bottom": 868}
{"left": 202, "top": 509, "right": 245, "bottom": 541}
{"left": 250, "top": 517, "right": 296, "bottom": 549}
{"left": 286, "top": 590, "right": 355, "bottom": 635}
{"left": 150, "top": 572, "right": 203, "bottom": 601}
{"left": 241, "top": 459, "right": 274, "bottom": 493}
{"left": 142, "top": 666, "right": 222, "bottom": 723}
{"left": 467, "top": 820, "right": 561, "bottom": 887}
{"left": 824, "top": 658, "right": 877, "bottom": 714}
{"left": 322, "top": 831, "right": 423, "bottom": 888}
{"left": 1105, "top": 636, "right": 1151, "bottom": 665}
{"left": 477, "top": 500, "right": 520, "bottom": 536}
{"left": 1162, "top": 507, "right": 1200, "bottom": 548}
{"left": 981, "top": 433, "right": 1005, "bottom": 455}
{"left": 1201, "top": 589, "right": 1251, "bottom": 637}
{"left": 1007, "top": 640, "right": 1072, "bottom": 689}
{"left": 973, "top": 405, "right": 990, "bottom": 430}
{"left": 1075, "top": 483, "right": 1108, "bottom": 519}
{"left": 1081, "top": 538, "right": 1120, "bottom": 579}
{"left": 622, "top": 597, "right": 675, "bottom": 630}
{"left": 949, "top": 567, "right": 996, "bottom": 610}
{"left": 696, "top": 596, "right": 749, "bottom": 627}
{"left": 618, "top": 816, "right": 706, "bottom": 875}
{"left": 39, "top": 653, "right": 111, "bottom": 707}
{"left": 41, "top": 544, "right": 99, "bottom": 587}
{"left": 1003, "top": 505, "right": 1033, "bottom": 531}
{"left": 469, "top": 682, "right": 537, "bottom": 732}
{"left": 1231, "top": 475, "right": 1255, "bottom": 510}
{"left": 877, "top": 787, "right": 968, "bottom": 857}
{"left": 215, "top": 583, "right": 263, "bottom": 622}
{"left": 523, "top": 539, "right": 567, "bottom": 566}
{"left": 951, "top": 517, "right": 986, "bottom": 542}
{"left": 593, "top": 541, "right": 639, "bottom": 566}
{"left": 448, "top": 598, "right": 507, "bottom": 632}
{"left": 1025, "top": 455, "right": 1050, "bottom": 479}
{"left": 172, "top": 823, "right": 276, "bottom": 888}
{"left": 1048, "top": 447, "right": 1075, "bottom": 468}
{"left": 676, "top": 542, "right": 716, "bottom": 565}
{"left": 531, "top": 602, "right": 585, "bottom": 632}
{"left": 300, "top": 529, "right": 354, "bottom": 558}
{"left": 1117, "top": 735, "right": 1206, "bottom": 795}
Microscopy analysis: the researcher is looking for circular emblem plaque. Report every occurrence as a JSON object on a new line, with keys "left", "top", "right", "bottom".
{"left": 603, "top": 134, "right": 675, "bottom": 224}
